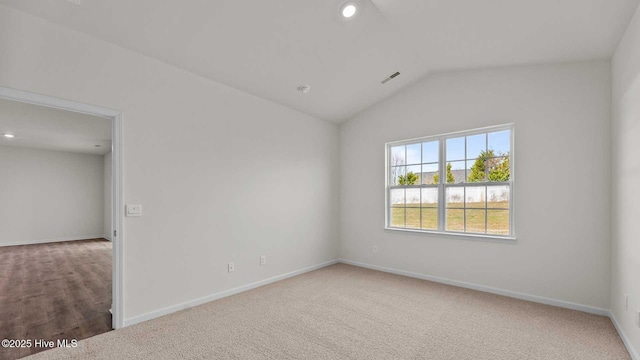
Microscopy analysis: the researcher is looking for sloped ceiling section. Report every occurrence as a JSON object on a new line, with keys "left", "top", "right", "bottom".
{"left": 1, "top": 0, "right": 638, "bottom": 122}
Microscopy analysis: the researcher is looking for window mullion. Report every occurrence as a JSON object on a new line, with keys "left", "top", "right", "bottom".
{"left": 463, "top": 186, "right": 467, "bottom": 233}
{"left": 485, "top": 132, "right": 489, "bottom": 181}
{"left": 419, "top": 142, "right": 423, "bottom": 229}
{"left": 484, "top": 186, "right": 488, "bottom": 234}
{"left": 438, "top": 137, "right": 446, "bottom": 232}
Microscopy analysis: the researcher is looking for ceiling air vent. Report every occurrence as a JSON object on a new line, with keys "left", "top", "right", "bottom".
{"left": 381, "top": 71, "right": 400, "bottom": 84}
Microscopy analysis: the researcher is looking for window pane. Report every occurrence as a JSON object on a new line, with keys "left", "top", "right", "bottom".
{"left": 390, "top": 166, "right": 405, "bottom": 186}
{"left": 390, "top": 145, "right": 406, "bottom": 166}
{"left": 446, "top": 209, "right": 464, "bottom": 231}
{"left": 448, "top": 161, "right": 465, "bottom": 183}
{"left": 421, "top": 163, "right": 439, "bottom": 185}
{"left": 421, "top": 208, "right": 438, "bottom": 230}
{"left": 422, "top": 141, "right": 438, "bottom": 163}
{"left": 390, "top": 189, "right": 405, "bottom": 207}
{"left": 487, "top": 210, "right": 510, "bottom": 235}
{"left": 487, "top": 185, "right": 509, "bottom": 209}
{"left": 421, "top": 188, "right": 438, "bottom": 207}
{"left": 487, "top": 156, "right": 510, "bottom": 182}
{"left": 406, "top": 189, "right": 420, "bottom": 207}
{"left": 466, "top": 158, "right": 485, "bottom": 182}
{"left": 446, "top": 187, "right": 464, "bottom": 208}
{"left": 406, "top": 165, "right": 421, "bottom": 185}
{"left": 465, "top": 186, "right": 486, "bottom": 209}
{"left": 388, "top": 127, "right": 512, "bottom": 236}
{"left": 390, "top": 207, "right": 405, "bottom": 227}
{"left": 406, "top": 208, "right": 420, "bottom": 228}
{"left": 488, "top": 130, "right": 510, "bottom": 156}
{"left": 446, "top": 137, "right": 465, "bottom": 161}
{"left": 466, "top": 133, "right": 486, "bottom": 160}
{"left": 406, "top": 143, "right": 421, "bottom": 165}
{"left": 465, "top": 209, "right": 486, "bottom": 233}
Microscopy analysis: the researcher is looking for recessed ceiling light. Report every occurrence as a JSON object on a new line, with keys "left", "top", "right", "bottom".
{"left": 341, "top": 3, "right": 357, "bottom": 18}
{"left": 3, "top": 134, "right": 14, "bottom": 138}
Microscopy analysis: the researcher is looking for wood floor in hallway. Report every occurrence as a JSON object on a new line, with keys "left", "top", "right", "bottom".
{"left": 0, "top": 239, "right": 112, "bottom": 359}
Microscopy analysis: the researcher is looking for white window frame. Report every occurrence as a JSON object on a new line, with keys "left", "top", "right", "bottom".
{"left": 384, "top": 124, "right": 515, "bottom": 241}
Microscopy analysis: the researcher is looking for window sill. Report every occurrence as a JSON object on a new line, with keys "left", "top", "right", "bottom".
{"left": 384, "top": 227, "right": 517, "bottom": 243}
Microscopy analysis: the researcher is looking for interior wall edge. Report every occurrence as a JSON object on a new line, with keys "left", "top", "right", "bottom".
{"left": 610, "top": 312, "right": 640, "bottom": 360}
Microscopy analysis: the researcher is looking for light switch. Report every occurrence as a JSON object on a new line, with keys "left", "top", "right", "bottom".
{"left": 126, "top": 204, "right": 142, "bottom": 217}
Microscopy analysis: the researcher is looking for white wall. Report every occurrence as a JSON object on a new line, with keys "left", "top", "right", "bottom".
{"left": 612, "top": 3, "right": 640, "bottom": 356}
{"left": 0, "top": 5, "right": 339, "bottom": 322}
{"left": 104, "top": 151, "right": 112, "bottom": 240}
{"left": 0, "top": 146, "right": 104, "bottom": 246}
{"left": 339, "top": 61, "right": 612, "bottom": 310}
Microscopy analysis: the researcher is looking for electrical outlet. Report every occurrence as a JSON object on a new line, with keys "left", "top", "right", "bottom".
{"left": 625, "top": 294, "right": 628, "bottom": 310}
{"left": 636, "top": 310, "right": 640, "bottom": 328}
{"left": 372, "top": 245, "right": 378, "bottom": 253}
{"left": 228, "top": 262, "right": 235, "bottom": 273}
{"left": 260, "top": 255, "right": 266, "bottom": 265}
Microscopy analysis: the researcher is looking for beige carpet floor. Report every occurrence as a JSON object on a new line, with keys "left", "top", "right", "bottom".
{"left": 25, "top": 263, "right": 630, "bottom": 360}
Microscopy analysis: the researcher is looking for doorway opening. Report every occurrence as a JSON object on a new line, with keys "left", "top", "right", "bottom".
{"left": 0, "top": 86, "right": 123, "bottom": 357}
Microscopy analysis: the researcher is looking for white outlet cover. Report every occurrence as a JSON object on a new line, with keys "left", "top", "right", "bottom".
{"left": 126, "top": 204, "right": 142, "bottom": 217}
{"left": 372, "top": 245, "right": 378, "bottom": 253}
{"left": 260, "top": 255, "right": 266, "bottom": 265}
{"left": 637, "top": 310, "right": 640, "bottom": 327}
{"left": 625, "top": 294, "right": 628, "bottom": 310}
{"left": 228, "top": 262, "right": 235, "bottom": 273}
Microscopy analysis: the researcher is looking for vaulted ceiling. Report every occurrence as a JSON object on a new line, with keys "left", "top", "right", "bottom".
{"left": 1, "top": 0, "right": 638, "bottom": 122}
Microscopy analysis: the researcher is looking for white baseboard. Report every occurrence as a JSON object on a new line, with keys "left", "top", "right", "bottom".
{"left": 123, "top": 259, "right": 339, "bottom": 327}
{"left": 0, "top": 235, "right": 107, "bottom": 247}
{"left": 338, "top": 258, "right": 609, "bottom": 316}
{"left": 117, "top": 257, "right": 635, "bottom": 359}
{"left": 104, "top": 235, "right": 112, "bottom": 241}
{"left": 341, "top": 259, "right": 639, "bottom": 358}
{"left": 610, "top": 311, "right": 639, "bottom": 360}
